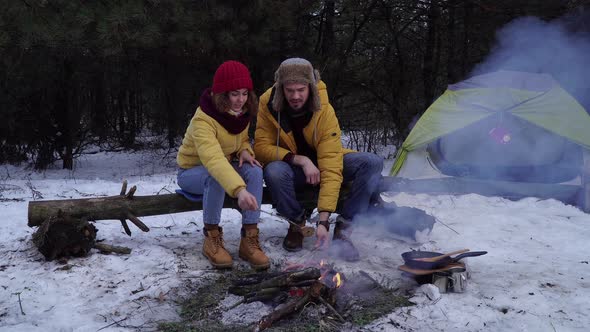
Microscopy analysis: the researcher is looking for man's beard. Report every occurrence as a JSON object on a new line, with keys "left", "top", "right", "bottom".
{"left": 288, "top": 100, "right": 305, "bottom": 110}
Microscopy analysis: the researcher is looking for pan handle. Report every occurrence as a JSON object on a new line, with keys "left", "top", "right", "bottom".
{"left": 412, "top": 248, "right": 470, "bottom": 262}
{"left": 452, "top": 251, "right": 488, "bottom": 261}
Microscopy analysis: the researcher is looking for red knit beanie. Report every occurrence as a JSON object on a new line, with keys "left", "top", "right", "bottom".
{"left": 212, "top": 60, "right": 253, "bottom": 94}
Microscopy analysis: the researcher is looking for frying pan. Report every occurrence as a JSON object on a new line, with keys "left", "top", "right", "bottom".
{"left": 402, "top": 250, "right": 487, "bottom": 270}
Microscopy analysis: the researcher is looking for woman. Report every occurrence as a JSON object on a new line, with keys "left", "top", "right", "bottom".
{"left": 177, "top": 61, "right": 268, "bottom": 270}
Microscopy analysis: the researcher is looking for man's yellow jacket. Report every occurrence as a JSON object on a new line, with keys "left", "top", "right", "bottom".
{"left": 254, "top": 81, "right": 354, "bottom": 213}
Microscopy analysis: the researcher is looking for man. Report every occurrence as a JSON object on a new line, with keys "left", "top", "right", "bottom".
{"left": 254, "top": 58, "right": 383, "bottom": 261}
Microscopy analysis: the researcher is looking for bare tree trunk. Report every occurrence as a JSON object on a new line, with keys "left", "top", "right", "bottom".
{"left": 423, "top": 0, "right": 440, "bottom": 110}
{"left": 92, "top": 67, "right": 107, "bottom": 143}
{"left": 461, "top": 2, "right": 473, "bottom": 77}
{"left": 447, "top": 0, "right": 459, "bottom": 83}
{"left": 321, "top": 0, "right": 335, "bottom": 57}
{"left": 54, "top": 57, "right": 75, "bottom": 170}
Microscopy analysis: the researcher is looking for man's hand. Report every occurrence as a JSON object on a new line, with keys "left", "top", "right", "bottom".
{"left": 314, "top": 211, "right": 331, "bottom": 249}
{"left": 239, "top": 150, "right": 262, "bottom": 168}
{"left": 293, "top": 155, "right": 320, "bottom": 185}
{"left": 315, "top": 224, "right": 330, "bottom": 249}
{"left": 236, "top": 188, "right": 259, "bottom": 211}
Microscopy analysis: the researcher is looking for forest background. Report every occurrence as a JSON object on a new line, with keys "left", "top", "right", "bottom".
{"left": 1, "top": 0, "right": 589, "bottom": 170}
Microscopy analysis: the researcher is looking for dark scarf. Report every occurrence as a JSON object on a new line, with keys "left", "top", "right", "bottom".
{"left": 285, "top": 97, "right": 316, "bottom": 164}
{"left": 267, "top": 87, "right": 317, "bottom": 163}
{"left": 199, "top": 88, "right": 251, "bottom": 134}
{"left": 268, "top": 87, "right": 313, "bottom": 133}
{"left": 290, "top": 113, "right": 317, "bottom": 164}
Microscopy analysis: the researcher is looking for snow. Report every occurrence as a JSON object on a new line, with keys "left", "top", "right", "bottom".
{"left": 1, "top": 151, "right": 589, "bottom": 331}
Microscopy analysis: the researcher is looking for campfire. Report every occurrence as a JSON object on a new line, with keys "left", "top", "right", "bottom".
{"left": 228, "top": 260, "right": 346, "bottom": 330}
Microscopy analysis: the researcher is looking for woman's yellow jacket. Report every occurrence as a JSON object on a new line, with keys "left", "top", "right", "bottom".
{"left": 177, "top": 105, "right": 254, "bottom": 198}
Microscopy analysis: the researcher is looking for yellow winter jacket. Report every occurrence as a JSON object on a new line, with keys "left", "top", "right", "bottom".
{"left": 254, "top": 80, "right": 353, "bottom": 212}
{"left": 177, "top": 105, "right": 254, "bottom": 198}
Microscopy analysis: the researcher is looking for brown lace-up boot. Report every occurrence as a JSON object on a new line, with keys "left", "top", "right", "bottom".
{"left": 239, "top": 225, "right": 270, "bottom": 270}
{"left": 202, "top": 225, "right": 232, "bottom": 269}
{"left": 282, "top": 221, "right": 305, "bottom": 252}
{"left": 332, "top": 216, "right": 360, "bottom": 262}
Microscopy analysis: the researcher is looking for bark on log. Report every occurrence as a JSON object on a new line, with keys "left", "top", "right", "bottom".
{"left": 258, "top": 281, "right": 326, "bottom": 331}
{"left": 93, "top": 242, "right": 132, "bottom": 255}
{"left": 27, "top": 184, "right": 329, "bottom": 228}
{"left": 229, "top": 267, "right": 321, "bottom": 296}
{"left": 258, "top": 291, "right": 313, "bottom": 331}
{"left": 28, "top": 191, "right": 274, "bottom": 227}
{"left": 231, "top": 271, "right": 286, "bottom": 287}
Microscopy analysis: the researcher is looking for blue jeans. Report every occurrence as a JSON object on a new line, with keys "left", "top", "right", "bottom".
{"left": 263, "top": 152, "right": 383, "bottom": 221}
{"left": 177, "top": 162, "right": 263, "bottom": 225}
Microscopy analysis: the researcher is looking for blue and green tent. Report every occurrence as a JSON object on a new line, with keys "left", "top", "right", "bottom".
{"left": 388, "top": 70, "right": 590, "bottom": 211}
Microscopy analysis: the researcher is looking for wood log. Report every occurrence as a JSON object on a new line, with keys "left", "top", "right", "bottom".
{"left": 228, "top": 289, "right": 288, "bottom": 310}
{"left": 28, "top": 191, "right": 271, "bottom": 227}
{"left": 28, "top": 193, "right": 196, "bottom": 227}
{"left": 258, "top": 281, "right": 326, "bottom": 331}
{"left": 27, "top": 186, "right": 319, "bottom": 227}
{"left": 231, "top": 271, "right": 286, "bottom": 287}
{"left": 93, "top": 242, "right": 132, "bottom": 255}
{"left": 228, "top": 267, "right": 321, "bottom": 296}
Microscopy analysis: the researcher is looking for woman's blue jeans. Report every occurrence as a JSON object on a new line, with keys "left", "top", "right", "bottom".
{"left": 177, "top": 162, "right": 263, "bottom": 225}
{"left": 263, "top": 152, "right": 383, "bottom": 221}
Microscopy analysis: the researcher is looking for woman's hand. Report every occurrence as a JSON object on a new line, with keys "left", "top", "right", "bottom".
{"left": 239, "top": 150, "right": 262, "bottom": 168}
{"left": 236, "top": 188, "right": 259, "bottom": 211}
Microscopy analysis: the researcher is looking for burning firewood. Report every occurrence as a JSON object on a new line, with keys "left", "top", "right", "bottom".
{"left": 257, "top": 278, "right": 346, "bottom": 331}
{"left": 257, "top": 281, "right": 325, "bottom": 331}
{"left": 229, "top": 267, "right": 321, "bottom": 296}
{"left": 227, "top": 262, "right": 346, "bottom": 331}
{"left": 231, "top": 271, "right": 286, "bottom": 287}
{"left": 227, "top": 287, "right": 288, "bottom": 310}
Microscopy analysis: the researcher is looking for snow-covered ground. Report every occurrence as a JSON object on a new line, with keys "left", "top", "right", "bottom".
{"left": 1, "top": 150, "right": 589, "bottom": 332}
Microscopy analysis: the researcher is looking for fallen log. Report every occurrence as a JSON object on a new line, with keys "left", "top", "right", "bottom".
{"left": 27, "top": 192, "right": 226, "bottom": 228}
{"left": 25, "top": 181, "right": 333, "bottom": 260}
{"left": 27, "top": 180, "right": 326, "bottom": 228}
{"left": 28, "top": 181, "right": 268, "bottom": 228}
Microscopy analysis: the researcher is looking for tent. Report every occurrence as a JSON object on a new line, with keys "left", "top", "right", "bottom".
{"left": 387, "top": 70, "right": 590, "bottom": 211}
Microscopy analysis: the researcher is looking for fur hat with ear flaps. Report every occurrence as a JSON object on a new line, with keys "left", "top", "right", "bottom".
{"left": 272, "top": 58, "right": 321, "bottom": 113}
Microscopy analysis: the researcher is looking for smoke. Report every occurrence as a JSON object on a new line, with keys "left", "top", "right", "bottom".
{"left": 391, "top": 11, "right": 590, "bottom": 206}
{"left": 472, "top": 14, "right": 590, "bottom": 110}
{"left": 352, "top": 202, "right": 435, "bottom": 244}
{"left": 468, "top": 13, "right": 590, "bottom": 186}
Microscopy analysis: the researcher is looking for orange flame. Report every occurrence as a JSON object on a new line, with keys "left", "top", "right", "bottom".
{"left": 320, "top": 259, "right": 326, "bottom": 267}
{"left": 333, "top": 273, "right": 342, "bottom": 288}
